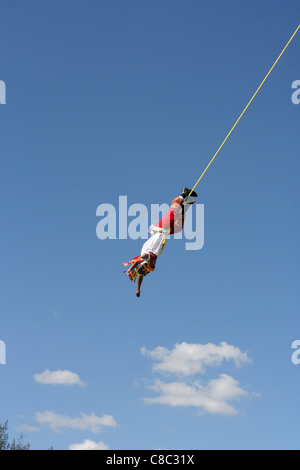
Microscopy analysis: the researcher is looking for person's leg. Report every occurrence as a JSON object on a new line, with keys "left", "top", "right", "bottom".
{"left": 155, "top": 197, "right": 184, "bottom": 234}
{"left": 154, "top": 188, "right": 197, "bottom": 235}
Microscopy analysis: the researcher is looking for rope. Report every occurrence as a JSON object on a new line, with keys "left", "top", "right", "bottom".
{"left": 186, "top": 25, "right": 300, "bottom": 200}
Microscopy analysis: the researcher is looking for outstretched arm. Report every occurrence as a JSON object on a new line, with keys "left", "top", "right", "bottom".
{"left": 136, "top": 275, "right": 143, "bottom": 297}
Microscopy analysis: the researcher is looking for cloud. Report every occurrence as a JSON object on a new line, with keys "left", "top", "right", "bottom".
{"left": 68, "top": 439, "right": 110, "bottom": 450}
{"left": 141, "top": 341, "right": 256, "bottom": 415}
{"left": 15, "top": 424, "right": 40, "bottom": 433}
{"left": 33, "top": 369, "right": 85, "bottom": 387}
{"left": 34, "top": 411, "right": 117, "bottom": 433}
{"left": 144, "top": 374, "right": 248, "bottom": 415}
{"left": 141, "top": 342, "right": 251, "bottom": 376}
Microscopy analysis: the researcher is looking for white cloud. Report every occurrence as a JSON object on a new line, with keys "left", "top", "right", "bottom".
{"left": 141, "top": 342, "right": 251, "bottom": 376}
{"left": 144, "top": 374, "right": 248, "bottom": 415}
{"left": 34, "top": 411, "right": 117, "bottom": 433}
{"left": 33, "top": 369, "right": 85, "bottom": 386}
{"left": 15, "top": 424, "right": 40, "bottom": 433}
{"left": 141, "top": 341, "right": 256, "bottom": 415}
{"left": 69, "top": 439, "right": 109, "bottom": 450}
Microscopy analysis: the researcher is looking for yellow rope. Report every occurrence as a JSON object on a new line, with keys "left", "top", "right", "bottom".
{"left": 186, "top": 25, "right": 300, "bottom": 200}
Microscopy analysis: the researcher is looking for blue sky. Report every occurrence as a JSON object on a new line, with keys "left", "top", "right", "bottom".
{"left": 0, "top": 0, "right": 299, "bottom": 450}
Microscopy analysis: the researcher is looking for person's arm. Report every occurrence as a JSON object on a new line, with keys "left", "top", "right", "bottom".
{"left": 136, "top": 275, "right": 143, "bottom": 297}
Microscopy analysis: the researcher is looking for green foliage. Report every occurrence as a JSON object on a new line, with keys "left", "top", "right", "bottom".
{"left": 0, "top": 421, "right": 30, "bottom": 451}
{"left": 0, "top": 421, "right": 10, "bottom": 450}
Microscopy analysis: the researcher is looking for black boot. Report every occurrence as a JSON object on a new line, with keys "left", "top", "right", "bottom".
{"left": 181, "top": 199, "right": 196, "bottom": 214}
{"left": 181, "top": 187, "right": 198, "bottom": 199}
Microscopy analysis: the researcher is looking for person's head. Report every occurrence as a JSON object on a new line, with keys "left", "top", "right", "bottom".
{"left": 137, "top": 255, "right": 155, "bottom": 277}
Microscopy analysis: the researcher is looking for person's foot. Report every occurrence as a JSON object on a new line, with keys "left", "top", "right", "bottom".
{"left": 182, "top": 199, "right": 196, "bottom": 214}
{"left": 181, "top": 187, "right": 198, "bottom": 199}
{"left": 136, "top": 289, "right": 141, "bottom": 298}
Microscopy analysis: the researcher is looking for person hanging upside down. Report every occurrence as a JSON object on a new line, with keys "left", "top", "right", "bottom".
{"left": 123, "top": 187, "right": 198, "bottom": 297}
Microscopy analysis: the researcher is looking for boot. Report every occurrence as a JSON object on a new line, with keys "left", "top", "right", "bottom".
{"left": 181, "top": 187, "right": 198, "bottom": 199}
{"left": 182, "top": 199, "right": 196, "bottom": 214}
